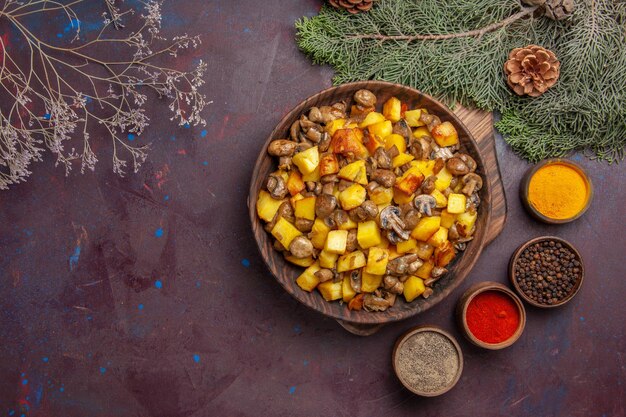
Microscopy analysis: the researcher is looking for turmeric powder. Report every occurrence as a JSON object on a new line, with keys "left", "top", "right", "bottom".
{"left": 528, "top": 163, "right": 589, "bottom": 220}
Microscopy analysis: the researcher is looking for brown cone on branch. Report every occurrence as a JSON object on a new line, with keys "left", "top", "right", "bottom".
{"left": 504, "top": 45, "right": 560, "bottom": 97}
{"left": 328, "top": 0, "right": 375, "bottom": 14}
{"left": 522, "top": 0, "right": 575, "bottom": 20}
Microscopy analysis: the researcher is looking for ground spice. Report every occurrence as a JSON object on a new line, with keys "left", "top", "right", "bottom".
{"left": 395, "top": 331, "right": 460, "bottom": 394}
{"left": 528, "top": 163, "right": 588, "bottom": 220}
{"left": 466, "top": 291, "right": 520, "bottom": 344}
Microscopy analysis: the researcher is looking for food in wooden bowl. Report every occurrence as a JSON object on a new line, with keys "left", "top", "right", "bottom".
{"left": 249, "top": 81, "right": 491, "bottom": 325}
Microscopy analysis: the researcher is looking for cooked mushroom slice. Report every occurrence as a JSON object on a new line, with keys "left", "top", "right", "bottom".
{"left": 332, "top": 209, "right": 350, "bottom": 229}
{"left": 314, "top": 268, "right": 334, "bottom": 283}
{"left": 381, "top": 290, "right": 397, "bottom": 306}
{"left": 403, "top": 208, "right": 421, "bottom": 231}
{"left": 410, "top": 137, "right": 432, "bottom": 160}
{"left": 383, "top": 275, "right": 404, "bottom": 295}
{"left": 267, "top": 139, "right": 297, "bottom": 157}
{"left": 290, "top": 120, "right": 301, "bottom": 142}
{"left": 457, "top": 153, "right": 477, "bottom": 172}
{"left": 422, "top": 287, "right": 434, "bottom": 299}
{"left": 346, "top": 229, "right": 358, "bottom": 252}
{"left": 379, "top": 206, "right": 410, "bottom": 241}
{"left": 448, "top": 223, "right": 460, "bottom": 241}
{"left": 318, "top": 132, "right": 331, "bottom": 152}
{"left": 420, "top": 176, "right": 436, "bottom": 194}
{"left": 393, "top": 119, "right": 412, "bottom": 143}
{"left": 337, "top": 179, "right": 352, "bottom": 191}
{"left": 432, "top": 158, "right": 445, "bottom": 175}
{"left": 266, "top": 173, "right": 288, "bottom": 199}
{"left": 320, "top": 174, "right": 339, "bottom": 184}
{"left": 432, "top": 144, "right": 454, "bottom": 160}
{"left": 308, "top": 107, "right": 323, "bottom": 123}
{"left": 387, "top": 254, "right": 422, "bottom": 276}
{"left": 305, "top": 126, "right": 323, "bottom": 143}
{"left": 467, "top": 192, "right": 480, "bottom": 209}
{"left": 461, "top": 173, "right": 483, "bottom": 196}
{"left": 315, "top": 194, "right": 337, "bottom": 218}
{"left": 446, "top": 156, "right": 470, "bottom": 176}
{"left": 278, "top": 156, "right": 292, "bottom": 171}
{"left": 363, "top": 294, "right": 391, "bottom": 312}
{"left": 425, "top": 266, "right": 448, "bottom": 286}
{"left": 354, "top": 89, "right": 377, "bottom": 108}
{"left": 350, "top": 269, "right": 362, "bottom": 293}
{"left": 289, "top": 236, "right": 314, "bottom": 258}
{"left": 295, "top": 218, "right": 314, "bottom": 233}
{"left": 414, "top": 194, "right": 437, "bottom": 217}
{"left": 318, "top": 105, "right": 344, "bottom": 124}
{"left": 373, "top": 147, "right": 392, "bottom": 170}
{"left": 407, "top": 258, "right": 424, "bottom": 275}
{"left": 321, "top": 183, "right": 334, "bottom": 196}
{"left": 370, "top": 169, "right": 395, "bottom": 188}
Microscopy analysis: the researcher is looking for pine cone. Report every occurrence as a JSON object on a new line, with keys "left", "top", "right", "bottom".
{"left": 521, "top": 0, "right": 575, "bottom": 20}
{"left": 328, "top": 0, "right": 375, "bottom": 14}
{"left": 504, "top": 45, "right": 560, "bottom": 97}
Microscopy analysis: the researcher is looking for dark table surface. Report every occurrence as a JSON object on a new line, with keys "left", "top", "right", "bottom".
{"left": 1, "top": 1, "right": 625, "bottom": 416}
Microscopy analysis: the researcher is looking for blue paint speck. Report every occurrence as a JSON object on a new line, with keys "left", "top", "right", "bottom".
{"left": 69, "top": 246, "right": 81, "bottom": 270}
{"left": 43, "top": 113, "right": 51, "bottom": 120}
{"left": 23, "top": 228, "right": 33, "bottom": 236}
{"left": 22, "top": 379, "right": 28, "bottom": 385}
{"left": 138, "top": 304, "right": 144, "bottom": 310}
{"left": 200, "top": 129, "right": 207, "bottom": 138}
{"left": 100, "top": 367, "right": 106, "bottom": 374}
{"left": 127, "top": 133, "right": 135, "bottom": 141}
{"left": 195, "top": 280, "right": 201, "bottom": 288}
{"left": 155, "top": 228, "right": 164, "bottom": 237}
{"left": 241, "top": 258, "right": 250, "bottom": 268}
{"left": 170, "top": 135, "right": 176, "bottom": 141}
{"left": 193, "top": 354, "right": 200, "bottom": 363}
{"left": 57, "top": 33, "right": 63, "bottom": 38}
{"left": 580, "top": 316, "right": 585, "bottom": 321}
{"left": 303, "top": 359, "right": 309, "bottom": 366}
{"left": 184, "top": 123, "right": 190, "bottom": 129}
{"left": 202, "top": 161, "right": 209, "bottom": 166}
{"left": 21, "top": 373, "right": 25, "bottom": 377}
{"left": 243, "top": 27, "right": 251, "bottom": 33}
{"left": 293, "top": 324, "right": 302, "bottom": 335}
{"left": 155, "top": 280, "right": 163, "bottom": 289}
{"left": 289, "top": 386, "right": 296, "bottom": 394}
{"left": 164, "top": 195, "right": 170, "bottom": 201}
{"left": 87, "top": 316, "right": 93, "bottom": 321}
{"left": 20, "top": 414, "right": 24, "bottom": 417}
{"left": 60, "top": 387, "right": 64, "bottom": 392}
{"left": 42, "top": 357, "right": 49, "bottom": 362}
{"left": 9, "top": 410, "right": 14, "bottom": 416}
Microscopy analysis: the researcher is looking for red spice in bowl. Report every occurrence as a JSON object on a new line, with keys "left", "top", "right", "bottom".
{"left": 466, "top": 290, "right": 520, "bottom": 344}
{"left": 457, "top": 282, "right": 526, "bottom": 350}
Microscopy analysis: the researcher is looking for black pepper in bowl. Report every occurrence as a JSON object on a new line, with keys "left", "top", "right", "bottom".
{"left": 509, "top": 237, "right": 584, "bottom": 308}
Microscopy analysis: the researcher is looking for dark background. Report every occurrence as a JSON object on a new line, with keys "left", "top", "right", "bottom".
{"left": 1, "top": 1, "right": 624, "bottom": 416}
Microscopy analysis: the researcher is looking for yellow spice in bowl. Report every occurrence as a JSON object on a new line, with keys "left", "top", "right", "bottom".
{"left": 528, "top": 162, "right": 589, "bottom": 220}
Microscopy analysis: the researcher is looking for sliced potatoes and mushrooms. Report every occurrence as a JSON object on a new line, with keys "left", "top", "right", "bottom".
{"left": 256, "top": 90, "right": 482, "bottom": 312}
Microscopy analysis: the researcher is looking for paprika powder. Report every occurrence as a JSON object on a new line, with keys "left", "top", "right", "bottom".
{"left": 466, "top": 290, "right": 520, "bottom": 344}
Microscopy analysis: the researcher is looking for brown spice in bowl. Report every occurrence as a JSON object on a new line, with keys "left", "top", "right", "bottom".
{"left": 514, "top": 239, "right": 582, "bottom": 305}
{"left": 395, "top": 330, "right": 460, "bottom": 394}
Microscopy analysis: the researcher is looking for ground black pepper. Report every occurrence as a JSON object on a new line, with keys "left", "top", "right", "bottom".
{"left": 514, "top": 240, "right": 581, "bottom": 305}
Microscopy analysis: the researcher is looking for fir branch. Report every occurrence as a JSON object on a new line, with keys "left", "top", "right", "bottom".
{"left": 347, "top": 6, "right": 539, "bottom": 41}
{"left": 296, "top": 0, "right": 626, "bottom": 162}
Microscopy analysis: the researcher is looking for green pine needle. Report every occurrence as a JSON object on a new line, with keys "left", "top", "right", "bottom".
{"left": 296, "top": 0, "right": 626, "bottom": 162}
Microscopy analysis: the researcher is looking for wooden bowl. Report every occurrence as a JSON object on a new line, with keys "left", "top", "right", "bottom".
{"left": 392, "top": 325, "right": 463, "bottom": 396}
{"left": 519, "top": 158, "right": 593, "bottom": 224}
{"left": 456, "top": 281, "right": 526, "bottom": 350}
{"left": 509, "top": 236, "right": 584, "bottom": 308}
{"left": 248, "top": 80, "right": 492, "bottom": 325}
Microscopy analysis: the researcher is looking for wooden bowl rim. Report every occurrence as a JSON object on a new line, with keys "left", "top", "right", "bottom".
{"left": 392, "top": 325, "right": 464, "bottom": 396}
{"left": 248, "top": 80, "right": 492, "bottom": 324}
{"left": 456, "top": 281, "right": 526, "bottom": 350}
{"left": 508, "top": 236, "right": 585, "bottom": 308}
{"left": 519, "top": 158, "right": 593, "bottom": 224}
